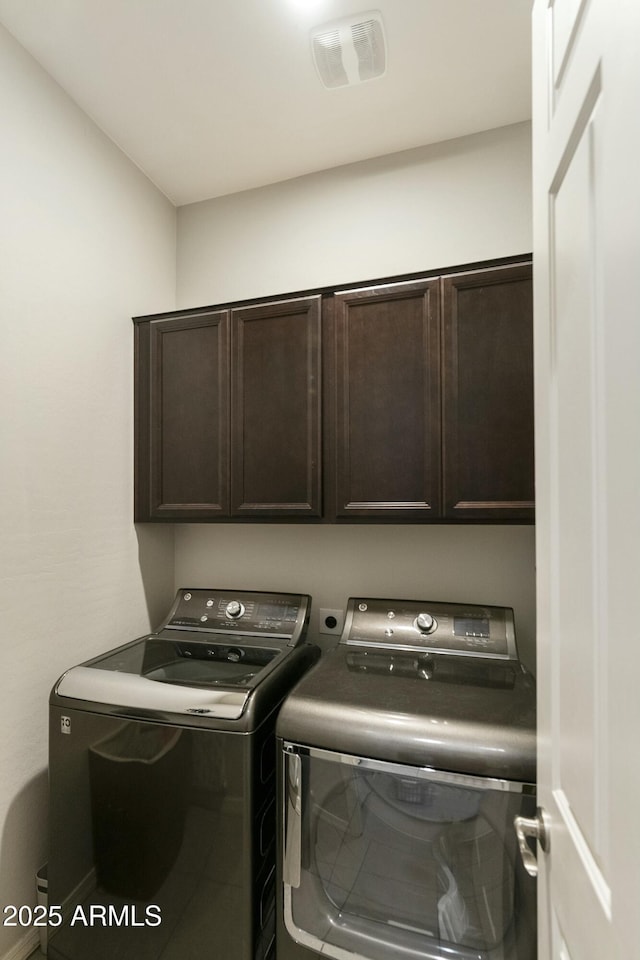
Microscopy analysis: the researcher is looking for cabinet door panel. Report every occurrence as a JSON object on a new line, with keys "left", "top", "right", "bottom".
{"left": 231, "top": 297, "right": 321, "bottom": 517}
{"left": 332, "top": 281, "right": 441, "bottom": 518}
{"left": 136, "top": 312, "right": 229, "bottom": 520}
{"left": 442, "top": 264, "right": 534, "bottom": 521}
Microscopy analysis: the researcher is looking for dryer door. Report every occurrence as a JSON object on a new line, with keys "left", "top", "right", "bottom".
{"left": 282, "top": 744, "right": 536, "bottom": 960}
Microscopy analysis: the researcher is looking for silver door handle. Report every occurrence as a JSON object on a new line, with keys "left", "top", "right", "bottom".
{"left": 514, "top": 807, "right": 549, "bottom": 878}
{"left": 283, "top": 752, "right": 302, "bottom": 888}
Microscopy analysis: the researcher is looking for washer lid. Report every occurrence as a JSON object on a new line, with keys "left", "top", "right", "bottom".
{"left": 55, "top": 634, "right": 287, "bottom": 718}
{"left": 56, "top": 665, "right": 250, "bottom": 719}
{"left": 277, "top": 645, "right": 536, "bottom": 783}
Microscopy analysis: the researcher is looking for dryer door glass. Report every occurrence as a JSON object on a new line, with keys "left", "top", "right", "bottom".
{"left": 283, "top": 745, "right": 536, "bottom": 960}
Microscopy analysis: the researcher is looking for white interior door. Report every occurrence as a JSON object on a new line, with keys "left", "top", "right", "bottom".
{"left": 532, "top": 1, "right": 640, "bottom": 958}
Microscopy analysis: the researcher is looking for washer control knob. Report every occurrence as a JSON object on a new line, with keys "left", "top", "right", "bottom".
{"left": 225, "top": 600, "right": 245, "bottom": 619}
{"left": 416, "top": 612, "right": 437, "bottom": 634}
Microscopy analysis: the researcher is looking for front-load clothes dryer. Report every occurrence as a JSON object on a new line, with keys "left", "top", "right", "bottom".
{"left": 48, "top": 588, "right": 318, "bottom": 960}
{"left": 276, "top": 597, "right": 536, "bottom": 960}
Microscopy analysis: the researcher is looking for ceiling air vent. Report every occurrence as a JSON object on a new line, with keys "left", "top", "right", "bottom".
{"left": 311, "top": 12, "right": 386, "bottom": 89}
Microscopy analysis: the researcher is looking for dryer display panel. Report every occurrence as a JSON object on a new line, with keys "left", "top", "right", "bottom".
{"left": 344, "top": 598, "right": 517, "bottom": 659}
{"left": 453, "top": 616, "right": 491, "bottom": 639}
{"left": 283, "top": 744, "right": 536, "bottom": 960}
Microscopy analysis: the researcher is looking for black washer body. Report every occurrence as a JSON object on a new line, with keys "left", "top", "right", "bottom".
{"left": 48, "top": 588, "right": 318, "bottom": 960}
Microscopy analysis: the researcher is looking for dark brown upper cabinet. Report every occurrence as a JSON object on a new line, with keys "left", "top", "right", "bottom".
{"left": 135, "top": 310, "right": 230, "bottom": 520}
{"left": 441, "top": 263, "right": 534, "bottom": 521}
{"left": 134, "top": 296, "right": 321, "bottom": 521}
{"left": 134, "top": 257, "right": 533, "bottom": 524}
{"left": 325, "top": 260, "right": 534, "bottom": 522}
{"left": 327, "top": 279, "right": 442, "bottom": 520}
{"left": 230, "top": 297, "right": 322, "bottom": 518}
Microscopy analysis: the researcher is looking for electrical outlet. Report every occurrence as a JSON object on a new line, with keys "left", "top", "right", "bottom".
{"left": 319, "top": 608, "right": 344, "bottom": 636}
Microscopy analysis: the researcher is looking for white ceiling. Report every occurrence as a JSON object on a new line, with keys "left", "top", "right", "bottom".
{"left": 0, "top": 0, "right": 532, "bottom": 206}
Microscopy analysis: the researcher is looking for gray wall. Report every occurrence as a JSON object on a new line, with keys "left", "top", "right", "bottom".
{"left": 0, "top": 24, "right": 176, "bottom": 959}
{"left": 177, "top": 122, "right": 532, "bottom": 306}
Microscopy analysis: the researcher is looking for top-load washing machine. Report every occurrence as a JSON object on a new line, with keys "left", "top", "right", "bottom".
{"left": 48, "top": 587, "right": 318, "bottom": 960}
{"left": 276, "top": 596, "right": 536, "bottom": 960}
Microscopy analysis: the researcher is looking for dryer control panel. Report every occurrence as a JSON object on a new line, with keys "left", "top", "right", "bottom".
{"left": 342, "top": 597, "right": 517, "bottom": 659}
{"left": 163, "top": 589, "right": 311, "bottom": 645}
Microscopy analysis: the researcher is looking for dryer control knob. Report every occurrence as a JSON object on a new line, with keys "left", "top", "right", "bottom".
{"left": 416, "top": 612, "right": 437, "bottom": 634}
{"left": 225, "top": 600, "right": 245, "bottom": 619}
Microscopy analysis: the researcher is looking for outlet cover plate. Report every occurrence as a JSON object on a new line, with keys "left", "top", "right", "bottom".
{"left": 319, "top": 608, "right": 344, "bottom": 635}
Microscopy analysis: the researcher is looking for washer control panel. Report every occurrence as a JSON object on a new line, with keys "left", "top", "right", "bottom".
{"left": 342, "top": 597, "right": 517, "bottom": 659}
{"left": 163, "top": 589, "right": 310, "bottom": 645}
